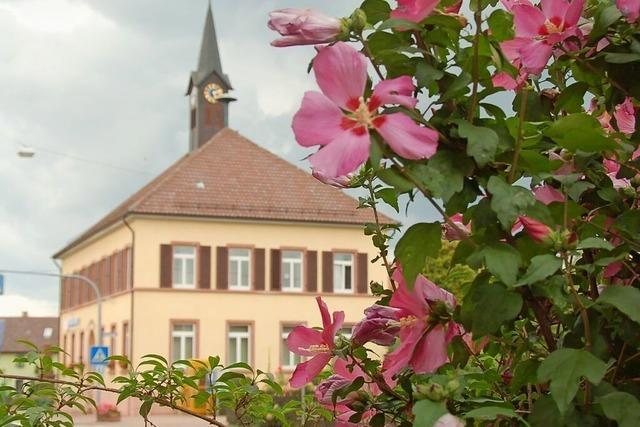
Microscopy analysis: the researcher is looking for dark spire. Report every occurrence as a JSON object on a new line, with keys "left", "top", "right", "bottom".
{"left": 192, "top": 1, "right": 231, "bottom": 88}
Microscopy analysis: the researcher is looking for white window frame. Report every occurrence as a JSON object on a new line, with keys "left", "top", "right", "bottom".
{"left": 228, "top": 325, "right": 251, "bottom": 364}
{"left": 281, "top": 250, "right": 303, "bottom": 292}
{"left": 171, "top": 323, "right": 196, "bottom": 362}
{"left": 281, "top": 326, "right": 301, "bottom": 370}
{"left": 333, "top": 252, "right": 354, "bottom": 294}
{"left": 228, "top": 248, "right": 251, "bottom": 291}
{"left": 172, "top": 246, "right": 197, "bottom": 289}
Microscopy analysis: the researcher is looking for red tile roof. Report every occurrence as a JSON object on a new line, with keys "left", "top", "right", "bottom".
{"left": 0, "top": 315, "right": 59, "bottom": 353}
{"left": 54, "top": 128, "right": 395, "bottom": 257}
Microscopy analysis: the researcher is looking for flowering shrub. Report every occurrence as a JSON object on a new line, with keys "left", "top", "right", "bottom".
{"left": 270, "top": 0, "right": 640, "bottom": 425}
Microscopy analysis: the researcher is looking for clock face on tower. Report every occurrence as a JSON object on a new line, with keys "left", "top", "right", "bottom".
{"left": 203, "top": 82, "right": 224, "bottom": 104}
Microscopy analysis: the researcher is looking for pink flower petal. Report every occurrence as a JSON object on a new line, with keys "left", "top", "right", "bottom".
{"left": 382, "top": 322, "right": 425, "bottom": 379}
{"left": 519, "top": 39, "right": 553, "bottom": 74}
{"left": 563, "top": 0, "right": 585, "bottom": 27}
{"left": 313, "top": 42, "right": 367, "bottom": 110}
{"left": 308, "top": 128, "right": 371, "bottom": 179}
{"left": 541, "top": 0, "right": 570, "bottom": 23}
{"left": 410, "top": 324, "right": 450, "bottom": 374}
{"left": 374, "top": 113, "right": 439, "bottom": 160}
{"left": 289, "top": 353, "right": 333, "bottom": 388}
{"left": 492, "top": 72, "right": 519, "bottom": 90}
{"left": 287, "top": 326, "right": 324, "bottom": 356}
{"left": 512, "top": 4, "right": 547, "bottom": 37}
{"left": 617, "top": 0, "right": 640, "bottom": 22}
{"left": 317, "top": 296, "right": 332, "bottom": 331}
{"left": 292, "top": 91, "right": 347, "bottom": 147}
{"left": 416, "top": 275, "right": 457, "bottom": 308}
{"left": 391, "top": 0, "right": 440, "bottom": 23}
{"left": 323, "top": 310, "right": 345, "bottom": 346}
{"left": 371, "top": 76, "right": 417, "bottom": 109}
{"left": 614, "top": 97, "right": 636, "bottom": 136}
{"left": 390, "top": 269, "right": 428, "bottom": 318}
{"left": 533, "top": 185, "right": 565, "bottom": 204}
{"left": 268, "top": 8, "right": 342, "bottom": 47}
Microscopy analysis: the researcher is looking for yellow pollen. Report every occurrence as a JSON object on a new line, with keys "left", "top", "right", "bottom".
{"left": 351, "top": 97, "right": 376, "bottom": 127}
{"left": 305, "top": 344, "right": 330, "bottom": 354}
{"left": 399, "top": 315, "right": 418, "bottom": 328}
{"left": 543, "top": 20, "right": 563, "bottom": 34}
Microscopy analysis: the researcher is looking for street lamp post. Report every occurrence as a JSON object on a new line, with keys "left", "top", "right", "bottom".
{"left": 0, "top": 269, "right": 103, "bottom": 351}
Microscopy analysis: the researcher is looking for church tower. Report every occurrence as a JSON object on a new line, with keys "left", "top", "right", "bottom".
{"left": 186, "top": 2, "right": 235, "bottom": 152}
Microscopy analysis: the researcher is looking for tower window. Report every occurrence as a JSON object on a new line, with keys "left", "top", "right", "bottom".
{"left": 190, "top": 108, "right": 196, "bottom": 129}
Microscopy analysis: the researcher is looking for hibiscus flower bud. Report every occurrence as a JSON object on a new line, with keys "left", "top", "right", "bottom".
{"left": 517, "top": 216, "right": 552, "bottom": 244}
{"left": 443, "top": 213, "right": 471, "bottom": 241}
{"left": 416, "top": 383, "right": 446, "bottom": 401}
{"left": 315, "top": 374, "right": 353, "bottom": 405}
{"left": 349, "top": 8, "right": 368, "bottom": 33}
{"left": 352, "top": 305, "right": 401, "bottom": 346}
{"left": 268, "top": 9, "right": 345, "bottom": 47}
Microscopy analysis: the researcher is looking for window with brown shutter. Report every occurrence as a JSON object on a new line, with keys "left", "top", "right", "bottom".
{"left": 270, "top": 249, "right": 281, "bottom": 291}
{"left": 160, "top": 244, "right": 173, "bottom": 288}
{"left": 254, "top": 248, "right": 265, "bottom": 291}
{"left": 322, "top": 251, "right": 333, "bottom": 293}
{"left": 199, "top": 246, "right": 211, "bottom": 289}
{"left": 356, "top": 253, "right": 369, "bottom": 294}
{"left": 306, "top": 251, "right": 318, "bottom": 292}
{"left": 216, "top": 247, "right": 229, "bottom": 289}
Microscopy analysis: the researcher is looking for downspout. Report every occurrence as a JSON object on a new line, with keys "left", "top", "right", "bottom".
{"left": 122, "top": 215, "right": 135, "bottom": 363}
{"left": 52, "top": 258, "right": 63, "bottom": 357}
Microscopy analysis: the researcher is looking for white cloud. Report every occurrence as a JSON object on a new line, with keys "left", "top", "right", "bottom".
{"left": 0, "top": 294, "right": 57, "bottom": 317}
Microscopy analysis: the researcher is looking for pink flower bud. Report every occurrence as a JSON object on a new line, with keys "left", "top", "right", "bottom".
{"left": 617, "top": 0, "right": 640, "bottom": 23}
{"left": 352, "top": 305, "right": 401, "bottom": 346}
{"left": 268, "top": 9, "right": 342, "bottom": 47}
{"left": 312, "top": 169, "right": 352, "bottom": 188}
{"left": 517, "top": 216, "right": 552, "bottom": 243}
{"left": 443, "top": 213, "right": 471, "bottom": 241}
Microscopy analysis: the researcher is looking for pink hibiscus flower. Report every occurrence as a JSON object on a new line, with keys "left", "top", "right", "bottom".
{"left": 617, "top": 0, "right": 640, "bottom": 22}
{"left": 533, "top": 184, "right": 565, "bottom": 205}
{"left": 292, "top": 42, "right": 439, "bottom": 180}
{"left": 614, "top": 97, "right": 636, "bottom": 136}
{"left": 382, "top": 269, "right": 462, "bottom": 380}
{"left": 501, "top": 0, "right": 584, "bottom": 74}
{"left": 604, "top": 159, "right": 632, "bottom": 189}
{"left": 287, "top": 297, "right": 344, "bottom": 388}
{"left": 316, "top": 358, "right": 380, "bottom": 426}
{"left": 391, "top": 0, "right": 440, "bottom": 23}
{"left": 268, "top": 9, "right": 343, "bottom": 47}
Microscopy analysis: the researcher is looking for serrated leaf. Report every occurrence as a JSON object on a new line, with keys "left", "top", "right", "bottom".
{"left": 488, "top": 176, "right": 536, "bottom": 228}
{"left": 517, "top": 254, "right": 563, "bottom": 286}
{"left": 597, "top": 286, "right": 640, "bottom": 324}
{"left": 483, "top": 243, "right": 522, "bottom": 286}
{"left": 576, "top": 237, "right": 614, "bottom": 251}
{"left": 545, "top": 114, "right": 617, "bottom": 153}
{"left": 462, "top": 278, "right": 523, "bottom": 336}
{"left": 395, "top": 223, "right": 442, "bottom": 288}
{"left": 538, "top": 349, "right": 608, "bottom": 414}
{"left": 410, "top": 150, "right": 473, "bottom": 202}
{"left": 456, "top": 119, "right": 499, "bottom": 167}
{"left": 487, "top": 9, "right": 514, "bottom": 42}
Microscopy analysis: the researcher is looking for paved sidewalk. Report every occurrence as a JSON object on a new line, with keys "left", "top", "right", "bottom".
{"left": 74, "top": 414, "right": 225, "bottom": 426}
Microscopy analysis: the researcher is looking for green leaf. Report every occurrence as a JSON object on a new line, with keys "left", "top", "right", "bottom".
{"left": 510, "top": 359, "right": 539, "bottom": 392}
{"left": 377, "top": 187, "right": 399, "bottom": 212}
{"left": 487, "top": 9, "right": 514, "bottom": 42}
{"left": 139, "top": 399, "right": 153, "bottom": 418}
{"left": 410, "top": 150, "right": 473, "bottom": 202}
{"left": 517, "top": 255, "right": 563, "bottom": 286}
{"left": 538, "top": 349, "right": 608, "bottom": 414}
{"left": 598, "top": 392, "right": 640, "bottom": 427}
{"left": 415, "top": 62, "right": 444, "bottom": 88}
{"left": 488, "top": 176, "right": 536, "bottom": 228}
{"left": 555, "top": 82, "right": 589, "bottom": 114}
{"left": 576, "top": 237, "right": 614, "bottom": 251}
{"left": 412, "top": 399, "right": 448, "bottom": 427}
{"left": 377, "top": 167, "right": 414, "bottom": 193}
{"left": 464, "top": 407, "right": 526, "bottom": 424}
{"left": 462, "top": 277, "right": 523, "bottom": 336}
{"left": 483, "top": 243, "right": 522, "bottom": 286}
{"left": 545, "top": 114, "right": 617, "bottom": 153}
{"left": 591, "top": 5, "right": 622, "bottom": 40}
{"left": 597, "top": 286, "right": 640, "bottom": 324}
{"left": 455, "top": 120, "right": 499, "bottom": 167}
{"left": 360, "top": 0, "right": 391, "bottom": 25}
{"left": 605, "top": 52, "right": 640, "bottom": 63}
{"left": 395, "top": 223, "right": 442, "bottom": 288}
{"left": 441, "top": 72, "right": 471, "bottom": 101}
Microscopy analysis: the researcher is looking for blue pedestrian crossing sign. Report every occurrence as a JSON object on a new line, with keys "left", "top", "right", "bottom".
{"left": 90, "top": 346, "right": 109, "bottom": 366}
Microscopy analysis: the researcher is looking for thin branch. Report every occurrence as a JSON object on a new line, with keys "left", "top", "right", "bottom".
{"left": 366, "top": 179, "right": 395, "bottom": 289}
{"left": 0, "top": 374, "right": 227, "bottom": 427}
{"left": 358, "top": 35, "right": 385, "bottom": 80}
{"left": 467, "top": 0, "right": 483, "bottom": 122}
{"left": 508, "top": 89, "right": 529, "bottom": 184}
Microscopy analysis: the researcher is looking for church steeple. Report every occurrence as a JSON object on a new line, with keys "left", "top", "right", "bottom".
{"left": 187, "top": 1, "right": 235, "bottom": 152}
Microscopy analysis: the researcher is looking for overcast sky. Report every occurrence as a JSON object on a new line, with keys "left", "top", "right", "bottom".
{"left": 0, "top": 0, "right": 441, "bottom": 316}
